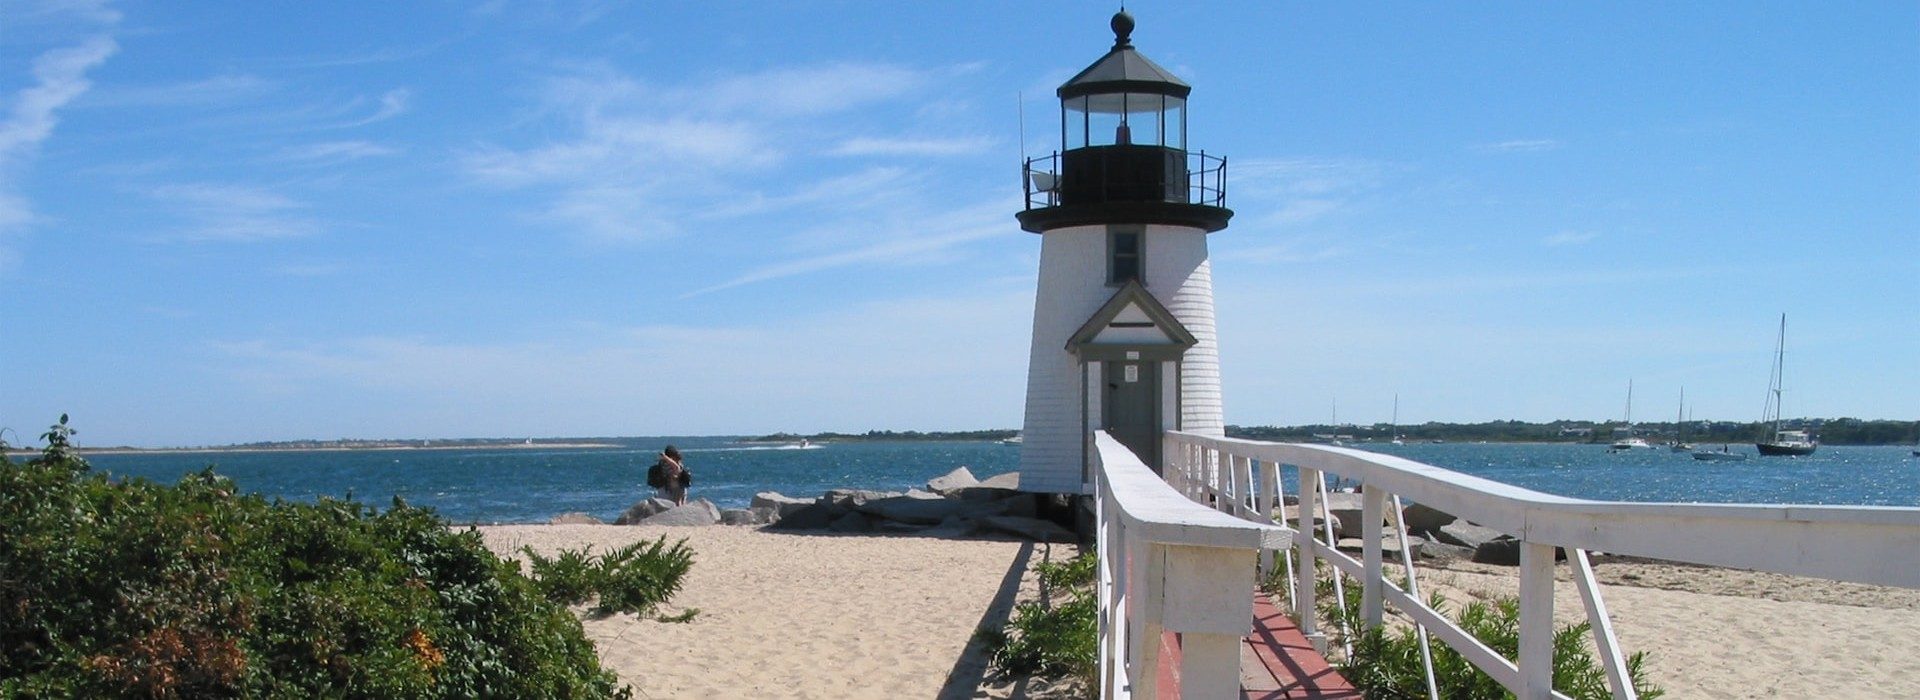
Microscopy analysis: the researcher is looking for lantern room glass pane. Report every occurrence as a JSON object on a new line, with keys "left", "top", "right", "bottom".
{"left": 1065, "top": 92, "right": 1184, "bottom": 148}
{"left": 1064, "top": 96, "right": 1089, "bottom": 150}
{"left": 1164, "top": 97, "right": 1186, "bottom": 150}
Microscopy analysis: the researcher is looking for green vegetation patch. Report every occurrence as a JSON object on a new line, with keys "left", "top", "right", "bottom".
{"left": 1308, "top": 569, "right": 1664, "bottom": 699}
{"left": 979, "top": 549, "right": 1097, "bottom": 695}
{"left": 0, "top": 416, "right": 647, "bottom": 699}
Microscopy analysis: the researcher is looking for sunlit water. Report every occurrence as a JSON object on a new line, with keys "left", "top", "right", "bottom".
{"left": 79, "top": 439, "right": 1918, "bottom": 524}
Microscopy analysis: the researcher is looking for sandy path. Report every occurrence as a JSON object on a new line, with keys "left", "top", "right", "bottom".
{"left": 478, "top": 525, "right": 1051, "bottom": 699}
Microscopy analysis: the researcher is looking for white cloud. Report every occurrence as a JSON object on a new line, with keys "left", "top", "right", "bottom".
{"left": 466, "top": 61, "right": 955, "bottom": 248}
{"left": 84, "top": 74, "right": 271, "bottom": 108}
{"left": 830, "top": 135, "right": 994, "bottom": 157}
{"left": 148, "top": 183, "right": 320, "bottom": 242}
{"left": 1473, "top": 139, "right": 1560, "bottom": 153}
{"left": 684, "top": 199, "right": 1012, "bottom": 298}
{"left": 1230, "top": 157, "right": 1389, "bottom": 228}
{"left": 0, "top": 36, "right": 119, "bottom": 167}
{"left": 332, "top": 88, "right": 410, "bottom": 128}
{"left": 0, "top": 34, "right": 118, "bottom": 237}
{"left": 1542, "top": 230, "right": 1599, "bottom": 246}
{"left": 276, "top": 140, "right": 398, "bottom": 163}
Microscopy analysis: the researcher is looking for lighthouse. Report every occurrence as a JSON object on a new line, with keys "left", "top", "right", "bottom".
{"left": 1016, "top": 11, "right": 1232, "bottom": 495}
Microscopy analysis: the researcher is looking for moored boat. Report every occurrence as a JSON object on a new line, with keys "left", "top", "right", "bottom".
{"left": 1693, "top": 445, "right": 1748, "bottom": 461}
{"left": 1754, "top": 314, "right": 1817, "bottom": 457}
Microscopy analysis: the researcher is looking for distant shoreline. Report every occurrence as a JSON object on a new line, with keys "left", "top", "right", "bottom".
{"left": 3, "top": 442, "right": 625, "bottom": 457}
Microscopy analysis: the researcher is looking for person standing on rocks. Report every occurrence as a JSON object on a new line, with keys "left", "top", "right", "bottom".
{"left": 648, "top": 445, "right": 691, "bottom": 506}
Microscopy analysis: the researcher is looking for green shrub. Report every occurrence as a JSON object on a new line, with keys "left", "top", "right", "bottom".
{"left": 522, "top": 537, "right": 696, "bottom": 617}
{"left": 524, "top": 546, "right": 601, "bottom": 606}
{"left": 980, "top": 549, "right": 1097, "bottom": 694}
{"left": 1314, "top": 571, "right": 1664, "bottom": 700}
{"left": 0, "top": 417, "right": 634, "bottom": 699}
{"left": 591, "top": 537, "right": 695, "bottom": 617}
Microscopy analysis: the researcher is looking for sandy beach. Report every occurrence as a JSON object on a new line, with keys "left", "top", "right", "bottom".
{"left": 1412, "top": 557, "right": 1920, "bottom": 699}
{"left": 479, "top": 525, "right": 1920, "bottom": 699}
{"left": 479, "top": 524, "right": 1064, "bottom": 699}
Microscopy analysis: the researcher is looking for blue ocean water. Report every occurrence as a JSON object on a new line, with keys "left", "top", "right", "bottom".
{"left": 74, "top": 439, "right": 1919, "bottom": 524}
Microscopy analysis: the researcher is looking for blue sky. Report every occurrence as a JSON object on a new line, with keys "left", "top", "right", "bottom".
{"left": 1, "top": 1, "right": 1914, "bottom": 447}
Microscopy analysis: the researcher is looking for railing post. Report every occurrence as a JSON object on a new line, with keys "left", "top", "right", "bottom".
{"left": 1518, "top": 541, "right": 1556, "bottom": 700}
{"left": 1126, "top": 536, "right": 1165, "bottom": 700}
{"left": 1095, "top": 470, "right": 1122, "bottom": 699}
{"left": 1162, "top": 544, "right": 1258, "bottom": 698}
{"left": 1294, "top": 466, "right": 1324, "bottom": 653}
{"left": 1361, "top": 487, "right": 1386, "bottom": 630}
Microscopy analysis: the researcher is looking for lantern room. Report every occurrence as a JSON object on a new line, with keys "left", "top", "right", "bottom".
{"left": 1019, "top": 10, "right": 1230, "bottom": 232}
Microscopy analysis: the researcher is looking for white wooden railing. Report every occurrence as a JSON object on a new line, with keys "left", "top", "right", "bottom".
{"left": 1090, "top": 432, "right": 1288, "bottom": 698}
{"left": 1156, "top": 430, "right": 1920, "bottom": 700}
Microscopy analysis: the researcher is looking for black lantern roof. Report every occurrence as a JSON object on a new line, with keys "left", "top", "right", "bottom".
{"left": 1057, "top": 11, "right": 1190, "bottom": 100}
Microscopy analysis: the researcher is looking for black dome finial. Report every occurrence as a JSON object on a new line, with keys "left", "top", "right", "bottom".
{"left": 1111, "top": 9, "right": 1135, "bottom": 47}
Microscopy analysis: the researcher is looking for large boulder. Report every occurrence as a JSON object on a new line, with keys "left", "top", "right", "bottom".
{"left": 822, "top": 489, "right": 903, "bottom": 510}
{"left": 1435, "top": 521, "right": 1507, "bottom": 550}
{"left": 976, "top": 472, "right": 1020, "bottom": 490}
{"left": 549, "top": 512, "right": 604, "bottom": 525}
{"left": 750, "top": 491, "right": 815, "bottom": 519}
{"left": 1321, "top": 492, "right": 1368, "bottom": 539}
{"left": 613, "top": 497, "right": 677, "bottom": 525}
{"left": 922, "top": 515, "right": 977, "bottom": 538}
{"left": 635, "top": 499, "right": 721, "bottom": 527}
{"left": 977, "top": 516, "right": 1076, "bottom": 543}
{"left": 766, "top": 501, "right": 846, "bottom": 531}
{"left": 926, "top": 466, "right": 980, "bottom": 495}
{"left": 1420, "top": 542, "right": 1475, "bottom": 562}
{"left": 1335, "top": 534, "right": 1425, "bottom": 561}
{"left": 828, "top": 511, "right": 874, "bottom": 534}
{"left": 719, "top": 508, "right": 763, "bottom": 526}
{"left": 852, "top": 495, "right": 990, "bottom": 525}
{"left": 1401, "top": 502, "right": 1457, "bottom": 535}
{"left": 1470, "top": 536, "right": 1522, "bottom": 566}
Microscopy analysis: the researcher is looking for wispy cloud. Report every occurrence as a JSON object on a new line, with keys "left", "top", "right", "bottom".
{"left": 83, "top": 74, "right": 270, "bottom": 108}
{"left": 147, "top": 183, "right": 320, "bottom": 242}
{"left": 465, "top": 61, "right": 948, "bottom": 246}
{"left": 1473, "top": 139, "right": 1560, "bottom": 153}
{"left": 0, "top": 34, "right": 118, "bottom": 236}
{"left": 332, "top": 88, "right": 411, "bottom": 128}
{"left": 275, "top": 140, "right": 398, "bottom": 164}
{"left": 10, "top": 0, "right": 121, "bottom": 25}
{"left": 684, "top": 198, "right": 1011, "bottom": 297}
{"left": 1542, "top": 230, "right": 1599, "bottom": 246}
{"left": 1230, "top": 157, "right": 1390, "bottom": 228}
{"left": 829, "top": 135, "right": 993, "bottom": 157}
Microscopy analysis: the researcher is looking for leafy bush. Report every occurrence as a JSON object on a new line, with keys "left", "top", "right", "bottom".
{"left": 524, "top": 546, "right": 601, "bottom": 606}
{"left": 0, "top": 417, "right": 634, "bottom": 699}
{"left": 980, "top": 549, "right": 1097, "bottom": 694}
{"left": 523, "top": 537, "right": 695, "bottom": 617}
{"left": 591, "top": 537, "right": 694, "bottom": 617}
{"left": 1313, "top": 570, "right": 1663, "bottom": 699}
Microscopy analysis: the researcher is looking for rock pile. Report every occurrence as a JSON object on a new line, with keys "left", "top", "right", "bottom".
{"left": 1280, "top": 497, "right": 1523, "bottom": 565}
{"left": 601, "top": 467, "right": 1078, "bottom": 543}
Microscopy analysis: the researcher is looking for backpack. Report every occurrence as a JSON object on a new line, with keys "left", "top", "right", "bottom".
{"left": 647, "top": 462, "right": 668, "bottom": 489}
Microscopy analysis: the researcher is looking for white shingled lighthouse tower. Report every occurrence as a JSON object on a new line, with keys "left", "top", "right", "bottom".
{"left": 1016, "top": 11, "right": 1233, "bottom": 495}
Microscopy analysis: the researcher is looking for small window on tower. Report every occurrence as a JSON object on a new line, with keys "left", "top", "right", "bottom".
{"left": 1109, "top": 229, "right": 1142, "bottom": 285}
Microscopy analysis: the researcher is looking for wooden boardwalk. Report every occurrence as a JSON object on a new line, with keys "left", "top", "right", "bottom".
{"left": 1155, "top": 594, "right": 1359, "bottom": 699}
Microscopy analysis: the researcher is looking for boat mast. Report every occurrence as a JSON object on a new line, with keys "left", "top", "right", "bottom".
{"left": 1764, "top": 314, "right": 1787, "bottom": 438}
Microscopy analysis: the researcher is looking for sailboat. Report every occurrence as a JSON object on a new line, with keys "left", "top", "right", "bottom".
{"left": 1668, "top": 388, "right": 1694, "bottom": 452}
{"left": 1390, "top": 394, "right": 1405, "bottom": 445}
{"left": 1610, "top": 380, "right": 1653, "bottom": 450}
{"left": 1755, "top": 314, "right": 1817, "bottom": 456}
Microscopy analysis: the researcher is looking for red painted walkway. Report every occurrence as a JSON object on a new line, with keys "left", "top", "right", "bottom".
{"left": 1154, "top": 593, "right": 1360, "bottom": 699}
